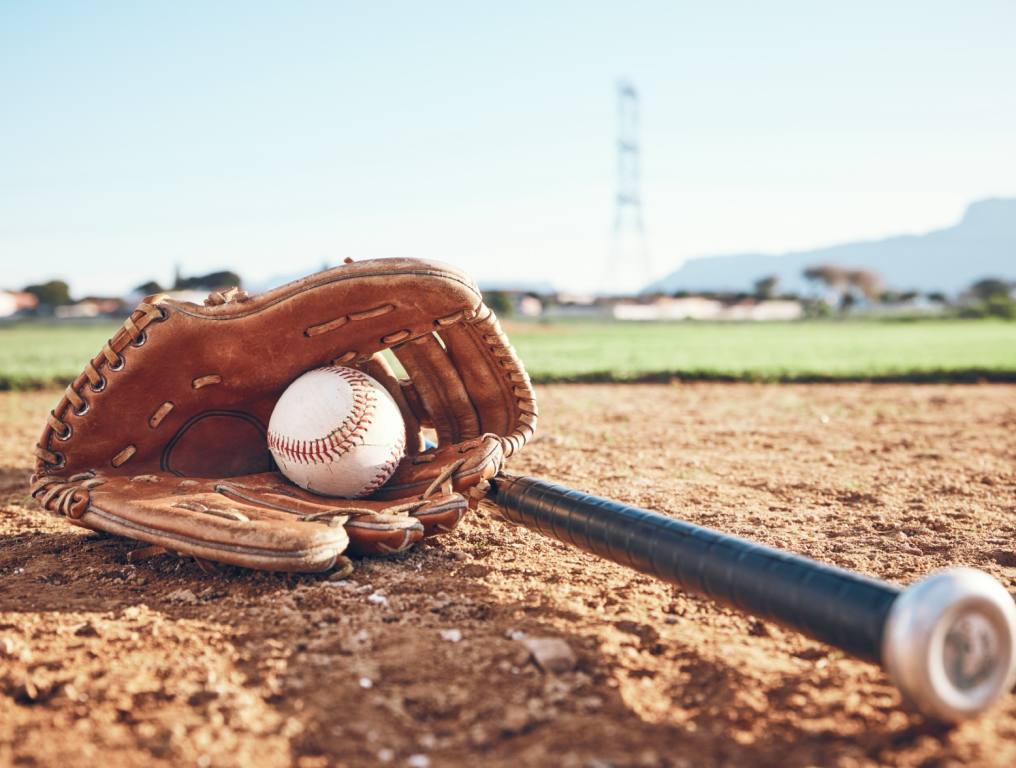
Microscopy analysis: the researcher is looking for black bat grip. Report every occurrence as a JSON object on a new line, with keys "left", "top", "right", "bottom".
{"left": 490, "top": 473, "right": 899, "bottom": 663}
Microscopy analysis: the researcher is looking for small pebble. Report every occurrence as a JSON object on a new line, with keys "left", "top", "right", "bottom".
{"left": 521, "top": 637, "right": 576, "bottom": 674}
{"left": 418, "top": 733, "right": 437, "bottom": 749}
{"left": 165, "top": 588, "right": 199, "bottom": 605}
{"left": 407, "top": 755, "right": 430, "bottom": 768}
{"left": 440, "top": 629, "right": 462, "bottom": 643}
{"left": 359, "top": 677, "right": 373, "bottom": 689}
{"left": 326, "top": 578, "right": 357, "bottom": 588}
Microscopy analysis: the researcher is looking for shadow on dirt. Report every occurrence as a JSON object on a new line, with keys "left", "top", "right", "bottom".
{"left": 0, "top": 510, "right": 957, "bottom": 767}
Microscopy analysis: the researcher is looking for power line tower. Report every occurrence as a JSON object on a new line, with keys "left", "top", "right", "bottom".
{"left": 605, "top": 79, "right": 651, "bottom": 294}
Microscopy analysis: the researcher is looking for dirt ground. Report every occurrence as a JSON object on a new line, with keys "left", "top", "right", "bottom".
{"left": 2, "top": 383, "right": 1016, "bottom": 767}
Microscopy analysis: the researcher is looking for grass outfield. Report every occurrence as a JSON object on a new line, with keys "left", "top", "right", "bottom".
{"left": 504, "top": 319, "right": 1016, "bottom": 382}
{"left": 0, "top": 322, "right": 124, "bottom": 390}
{"left": 1, "top": 319, "right": 1015, "bottom": 389}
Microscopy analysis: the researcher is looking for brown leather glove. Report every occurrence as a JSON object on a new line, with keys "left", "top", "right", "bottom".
{"left": 30, "top": 259, "right": 537, "bottom": 573}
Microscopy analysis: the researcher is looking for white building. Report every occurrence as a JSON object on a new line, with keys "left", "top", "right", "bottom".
{"left": 613, "top": 296, "right": 803, "bottom": 321}
{"left": 0, "top": 291, "right": 38, "bottom": 318}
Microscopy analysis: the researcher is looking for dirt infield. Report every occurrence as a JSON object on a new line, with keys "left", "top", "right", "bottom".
{"left": 2, "top": 383, "right": 1015, "bottom": 767}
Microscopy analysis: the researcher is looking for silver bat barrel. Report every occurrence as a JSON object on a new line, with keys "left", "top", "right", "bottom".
{"left": 488, "top": 473, "right": 1016, "bottom": 722}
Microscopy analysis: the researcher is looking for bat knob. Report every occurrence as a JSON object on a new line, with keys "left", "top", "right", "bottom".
{"left": 882, "top": 567, "right": 1016, "bottom": 722}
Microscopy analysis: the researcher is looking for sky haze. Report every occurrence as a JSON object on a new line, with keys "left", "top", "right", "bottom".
{"left": 2, "top": 1, "right": 1014, "bottom": 296}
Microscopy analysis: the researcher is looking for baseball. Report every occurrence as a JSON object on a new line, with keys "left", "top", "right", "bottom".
{"left": 267, "top": 366, "right": 406, "bottom": 498}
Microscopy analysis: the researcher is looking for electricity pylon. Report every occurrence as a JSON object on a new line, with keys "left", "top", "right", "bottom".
{"left": 604, "top": 79, "right": 652, "bottom": 295}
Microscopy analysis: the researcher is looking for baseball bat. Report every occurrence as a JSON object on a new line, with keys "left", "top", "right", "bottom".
{"left": 486, "top": 472, "right": 1016, "bottom": 722}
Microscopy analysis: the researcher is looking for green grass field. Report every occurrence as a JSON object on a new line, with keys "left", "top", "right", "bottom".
{"left": 0, "top": 323, "right": 125, "bottom": 390}
{"left": 1, "top": 319, "right": 1015, "bottom": 389}
{"left": 504, "top": 319, "right": 1016, "bottom": 382}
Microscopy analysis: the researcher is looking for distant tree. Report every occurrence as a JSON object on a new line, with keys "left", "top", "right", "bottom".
{"left": 803, "top": 264, "right": 848, "bottom": 296}
{"left": 24, "top": 279, "right": 72, "bottom": 306}
{"left": 927, "top": 292, "right": 948, "bottom": 304}
{"left": 135, "top": 280, "right": 164, "bottom": 295}
{"left": 483, "top": 290, "right": 513, "bottom": 317}
{"left": 839, "top": 292, "right": 857, "bottom": 314}
{"left": 968, "top": 278, "right": 1011, "bottom": 301}
{"left": 962, "top": 278, "right": 1015, "bottom": 320}
{"left": 803, "top": 264, "right": 882, "bottom": 307}
{"left": 879, "top": 290, "right": 902, "bottom": 304}
{"left": 174, "top": 270, "right": 243, "bottom": 290}
{"left": 753, "top": 275, "right": 779, "bottom": 300}
{"left": 845, "top": 269, "right": 883, "bottom": 301}
{"left": 982, "top": 297, "right": 1016, "bottom": 320}
{"left": 803, "top": 298, "right": 833, "bottom": 319}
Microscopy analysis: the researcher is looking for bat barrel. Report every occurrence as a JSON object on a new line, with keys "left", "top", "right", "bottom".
{"left": 489, "top": 473, "right": 1016, "bottom": 721}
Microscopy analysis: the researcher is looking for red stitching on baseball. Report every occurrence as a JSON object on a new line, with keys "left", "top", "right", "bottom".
{"left": 267, "top": 367, "right": 378, "bottom": 466}
{"left": 358, "top": 432, "right": 406, "bottom": 496}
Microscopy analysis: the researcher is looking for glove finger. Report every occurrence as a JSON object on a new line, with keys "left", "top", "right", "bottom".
{"left": 437, "top": 304, "right": 537, "bottom": 458}
{"left": 346, "top": 492, "right": 467, "bottom": 555}
{"left": 411, "top": 491, "right": 468, "bottom": 537}
{"left": 34, "top": 473, "right": 350, "bottom": 572}
{"left": 391, "top": 334, "right": 480, "bottom": 445}
{"left": 192, "top": 473, "right": 446, "bottom": 559}
{"left": 355, "top": 353, "right": 425, "bottom": 455}
{"left": 345, "top": 514, "right": 423, "bottom": 556}
{"left": 34, "top": 470, "right": 461, "bottom": 565}
{"left": 375, "top": 437, "right": 503, "bottom": 500}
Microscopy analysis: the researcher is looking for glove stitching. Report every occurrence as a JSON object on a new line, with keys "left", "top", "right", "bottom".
{"left": 304, "top": 303, "right": 395, "bottom": 337}
{"left": 30, "top": 472, "right": 104, "bottom": 519}
{"left": 467, "top": 304, "right": 538, "bottom": 458}
{"left": 34, "top": 302, "right": 168, "bottom": 473}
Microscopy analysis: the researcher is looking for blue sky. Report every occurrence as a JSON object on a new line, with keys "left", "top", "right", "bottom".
{"left": 2, "top": 1, "right": 1014, "bottom": 295}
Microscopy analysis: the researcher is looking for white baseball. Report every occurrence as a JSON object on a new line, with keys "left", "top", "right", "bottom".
{"left": 267, "top": 366, "right": 406, "bottom": 498}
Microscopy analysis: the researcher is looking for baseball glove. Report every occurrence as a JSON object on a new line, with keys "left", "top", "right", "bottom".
{"left": 30, "top": 258, "right": 537, "bottom": 574}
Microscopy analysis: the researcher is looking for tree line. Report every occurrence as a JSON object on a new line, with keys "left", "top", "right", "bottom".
{"left": 792, "top": 265, "right": 1012, "bottom": 317}
{"left": 19, "top": 271, "right": 243, "bottom": 308}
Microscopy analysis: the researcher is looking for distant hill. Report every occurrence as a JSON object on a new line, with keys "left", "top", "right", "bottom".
{"left": 647, "top": 198, "right": 1016, "bottom": 295}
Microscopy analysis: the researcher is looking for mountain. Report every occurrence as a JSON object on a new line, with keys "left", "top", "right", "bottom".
{"left": 646, "top": 198, "right": 1016, "bottom": 295}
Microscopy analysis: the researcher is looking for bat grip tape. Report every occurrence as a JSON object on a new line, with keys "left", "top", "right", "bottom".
{"left": 490, "top": 473, "right": 899, "bottom": 663}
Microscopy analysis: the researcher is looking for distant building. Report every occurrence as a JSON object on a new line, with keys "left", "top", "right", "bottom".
{"left": 723, "top": 299, "right": 804, "bottom": 321}
{"left": 862, "top": 295, "right": 948, "bottom": 317}
{"left": 511, "top": 295, "right": 539, "bottom": 317}
{"left": 613, "top": 296, "right": 803, "bottom": 321}
{"left": 541, "top": 293, "right": 612, "bottom": 320}
{"left": 55, "top": 297, "right": 127, "bottom": 319}
{"left": 614, "top": 296, "right": 724, "bottom": 321}
{"left": 0, "top": 291, "right": 39, "bottom": 318}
